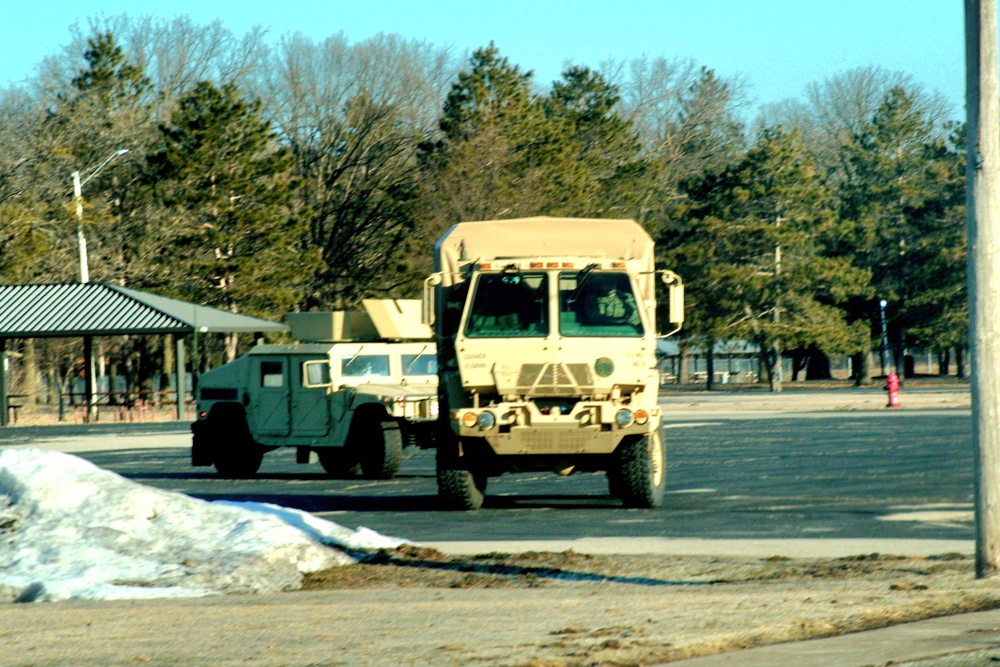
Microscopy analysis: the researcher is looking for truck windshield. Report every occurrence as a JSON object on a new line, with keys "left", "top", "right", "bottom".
{"left": 559, "top": 271, "right": 644, "bottom": 337}
{"left": 465, "top": 272, "right": 548, "bottom": 338}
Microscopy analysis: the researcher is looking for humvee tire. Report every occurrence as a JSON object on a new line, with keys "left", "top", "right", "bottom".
{"left": 317, "top": 446, "right": 361, "bottom": 478}
{"left": 360, "top": 420, "right": 404, "bottom": 480}
{"left": 209, "top": 404, "right": 264, "bottom": 479}
{"left": 436, "top": 444, "right": 487, "bottom": 510}
{"left": 612, "top": 431, "right": 665, "bottom": 508}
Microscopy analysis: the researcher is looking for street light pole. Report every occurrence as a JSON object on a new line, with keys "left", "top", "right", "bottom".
{"left": 72, "top": 170, "right": 88, "bottom": 282}
{"left": 72, "top": 148, "right": 129, "bottom": 284}
{"left": 71, "top": 148, "right": 129, "bottom": 423}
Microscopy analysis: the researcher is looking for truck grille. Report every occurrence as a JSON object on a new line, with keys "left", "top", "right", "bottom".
{"left": 516, "top": 363, "right": 594, "bottom": 396}
{"left": 521, "top": 429, "right": 599, "bottom": 452}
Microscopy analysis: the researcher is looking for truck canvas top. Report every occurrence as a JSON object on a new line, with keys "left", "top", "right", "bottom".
{"left": 433, "top": 216, "right": 657, "bottom": 300}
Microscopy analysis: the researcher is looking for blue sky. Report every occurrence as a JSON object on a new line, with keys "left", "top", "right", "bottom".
{"left": 3, "top": 1, "right": 966, "bottom": 115}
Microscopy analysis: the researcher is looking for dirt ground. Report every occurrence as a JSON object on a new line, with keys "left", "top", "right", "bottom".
{"left": 1, "top": 546, "right": 998, "bottom": 667}
{"left": 0, "top": 382, "right": 983, "bottom": 666}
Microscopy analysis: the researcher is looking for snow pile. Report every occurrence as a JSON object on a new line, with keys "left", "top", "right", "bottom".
{"left": 0, "top": 448, "right": 408, "bottom": 603}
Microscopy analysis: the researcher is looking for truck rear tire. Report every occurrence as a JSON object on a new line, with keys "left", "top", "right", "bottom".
{"left": 317, "top": 447, "right": 361, "bottom": 478}
{"left": 360, "top": 421, "right": 404, "bottom": 480}
{"left": 436, "top": 444, "right": 487, "bottom": 510}
{"left": 612, "top": 431, "right": 665, "bottom": 508}
{"left": 209, "top": 404, "right": 264, "bottom": 479}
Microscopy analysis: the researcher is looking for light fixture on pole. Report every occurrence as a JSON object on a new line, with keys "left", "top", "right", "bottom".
{"left": 879, "top": 299, "right": 890, "bottom": 376}
{"left": 72, "top": 148, "right": 129, "bottom": 283}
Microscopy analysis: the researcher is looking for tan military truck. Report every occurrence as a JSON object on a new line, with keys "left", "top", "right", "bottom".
{"left": 191, "top": 299, "right": 438, "bottom": 479}
{"left": 423, "top": 216, "right": 683, "bottom": 509}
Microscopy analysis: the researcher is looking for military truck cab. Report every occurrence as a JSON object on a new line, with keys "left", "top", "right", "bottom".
{"left": 425, "top": 217, "right": 683, "bottom": 509}
{"left": 192, "top": 300, "right": 438, "bottom": 479}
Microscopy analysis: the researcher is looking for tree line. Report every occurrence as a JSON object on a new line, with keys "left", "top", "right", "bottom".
{"left": 0, "top": 15, "right": 965, "bottom": 403}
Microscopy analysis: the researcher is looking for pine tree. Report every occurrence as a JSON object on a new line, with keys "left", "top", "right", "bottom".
{"left": 148, "top": 81, "right": 316, "bottom": 343}
{"left": 423, "top": 43, "right": 572, "bottom": 222}
{"left": 29, "top": 31, "right": 154, "bottom": 284}
{"left": 836, "top": 86, "right": 952, "bottom": 376}
{"left": 544, "top": 66, "right": 649, "bottom": 216}
{"left": 897, "top": 125, "right": 967, "bottom": 369}
{"left": 665, "top": 127, "right": 871, "bottom": 391}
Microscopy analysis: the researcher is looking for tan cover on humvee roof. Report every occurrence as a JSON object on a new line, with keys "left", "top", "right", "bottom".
{"left": 286, "top": 299, "right": 432, "bottom": 342}
{"left": 433, "top": 216, "right": 656, "bottom": 298}
{"left": 362, "top": 299, "right": 433, "bottom": 340}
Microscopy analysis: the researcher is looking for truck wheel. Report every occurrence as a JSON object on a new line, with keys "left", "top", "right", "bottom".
{"left": 317, "top": 447, "right": 361, "bottom": 478}
{"left": 210, "top": 405, "right": 264, "bottom": 479}
{"left": 360, "top": 421, "right": 404, "bottom": 480}
{"left": 612, "top": 431, "right": 666, "bottom": 508}
{"left": 436, "top": 445, "right": 487, "bottom": 510}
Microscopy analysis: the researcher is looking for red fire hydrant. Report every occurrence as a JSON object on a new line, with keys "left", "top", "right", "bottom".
{"left": 885, "top": 372, "right": 901, "bottom": 408}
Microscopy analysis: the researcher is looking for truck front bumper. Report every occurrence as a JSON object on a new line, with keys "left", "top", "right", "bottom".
{"left": 451, "top": 402, "right": 660, "bottom": 455}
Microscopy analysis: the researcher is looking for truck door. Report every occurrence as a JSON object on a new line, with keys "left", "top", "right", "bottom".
{"left": 251, "top": 357, "right": 291, "bottom": 436}
{"left": 291, "top": 358, "right": 332, "bottom": 437}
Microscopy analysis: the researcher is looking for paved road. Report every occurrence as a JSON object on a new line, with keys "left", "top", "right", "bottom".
{"left": 5, "top": 410, "right": 973, "bottom": 551}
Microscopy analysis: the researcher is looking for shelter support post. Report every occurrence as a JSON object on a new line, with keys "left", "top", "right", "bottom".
{"left": 83, "top": 335, "right": 96, "bottom": 423}
{"left": 0, "top": 338, "right": 7, "bottom": 427}
{"left": 175, "top": 334, "right": 187, "bottom": 421}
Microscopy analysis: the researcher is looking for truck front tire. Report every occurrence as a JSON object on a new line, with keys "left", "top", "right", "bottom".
{"left": 436, "top": 444, "right": 487, "bottom": 510}
{"left": 612, "top": 431, "right": 666, "bottom": 508}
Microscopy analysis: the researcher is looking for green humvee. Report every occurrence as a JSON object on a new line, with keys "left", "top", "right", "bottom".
{"left": 191, "top": 300, "right": 438, "bottom": 479}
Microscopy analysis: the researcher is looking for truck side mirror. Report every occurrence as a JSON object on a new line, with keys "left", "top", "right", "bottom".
{"left": 422, "top": 273, "right": 442, "bottom": 326}
{"left": 659, "top": 270, "right": 684, "bottom": 333}
{"left": 668, "top": 283, "right": 684, "bottom": 325}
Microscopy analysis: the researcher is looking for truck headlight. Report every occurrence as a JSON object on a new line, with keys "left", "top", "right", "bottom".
{"left": 476, "top": 411, "right": 496, "bottom": 430}
{"left": 634, "top": 409, "right": 649, "bottom": 425}
{"left": 460, "top": 410, "right": 496, "bottom": 430}
{"left": 615, "top": 409, "right": 634, "bottom": 428}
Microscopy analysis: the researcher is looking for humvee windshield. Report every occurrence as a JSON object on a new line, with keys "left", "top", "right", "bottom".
{"left": 403, "top": 352, "right": 437, "bottom": 376}
{"left": 559, "top": 271, "right": 643, "bottom": 337}
{"left": 341, "top": 355, "right": 391, "bottom": 377}
{"left": 465, "top": 273, "right": 548, "bottom": 338}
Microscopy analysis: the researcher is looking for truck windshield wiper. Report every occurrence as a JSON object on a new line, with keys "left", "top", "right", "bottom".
{"left": 568, "top": 263, "right": 600, "bottom": 304}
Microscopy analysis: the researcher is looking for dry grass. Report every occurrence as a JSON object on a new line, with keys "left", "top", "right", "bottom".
{"left": 296, "top": 547, "right": 1000, "bottom": 666}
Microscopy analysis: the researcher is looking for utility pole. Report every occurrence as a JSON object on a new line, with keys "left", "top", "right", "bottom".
{"left": 772, "top": 212, "right": 783, "bottom": 392}
{"left": 966, "top": 0, "right": 1000, "bottom": 578}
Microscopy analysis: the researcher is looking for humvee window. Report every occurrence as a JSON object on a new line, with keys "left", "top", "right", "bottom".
{"left": 465, "top": 273, "right": 548, "bottom": 338}
{"left": 559, "top": 272, "right": 643, "bottom": 337}
{"left": 341, "top": 354, "right": 391, "bottom": 377}
{"left": 402, "top": 353, "right": 437, "bottom": 376}
{"left": 303, "top": 360, "right": 331, "bottom": 386}
{"left": 261, "top": 361, "right": 285, "bottom": 387}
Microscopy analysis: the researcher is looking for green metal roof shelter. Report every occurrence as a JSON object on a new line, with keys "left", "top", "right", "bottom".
{"left": 0, "top": 282, "right": 288, "bottom": 426}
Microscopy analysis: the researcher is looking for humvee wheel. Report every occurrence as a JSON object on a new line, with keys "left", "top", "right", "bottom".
{"left": 436, "top": 445, "right": 487, "bottom": 510}
{"left": 612, "top": 431, "right": 666, "bottom": 508}
{"left": 317, "top": 447, "right": 361, "bottom": 478}
{"left": 209, "top": 404, "right": 264, "bottom": 479}
{"left": 360, "top": 421, "right": 404, "bottom": 480}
